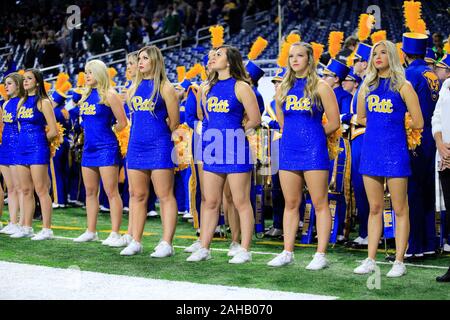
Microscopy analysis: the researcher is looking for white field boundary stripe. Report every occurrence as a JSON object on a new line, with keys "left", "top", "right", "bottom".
{"left": 356, "top": 260, "right": 449, "bottom": 270}
{"left": 55, "top": 235, "right": 450, "bottom": 269}
{"left": 0, "top": 261, "right": 337, "bottom": 300}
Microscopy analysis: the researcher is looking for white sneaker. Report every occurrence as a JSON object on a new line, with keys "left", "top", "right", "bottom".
{"left": 352, "top": 236, "right": 364, "bottom": 244}
{"left": 184, "top": 240, "right": 202, "bottom": 253}
{"left": 267, "top": 250, "right": 294, "bottom": 267}
{"left": 443, "top": 244, "right": 450, "bottom": 253}
{"left": 123, "top": 207, "right": 129, "bottom": 213}
{"left": 108, "top": 233, "right": 129, "bottom": 248}
{"left": 386, "top": 261, "right": 407, "bottom": 277}
{"left": 147, "top": 210, "right": 158, "bottom": 217}
{"left": 99, "top": 205, "right": 110, "bottom": 212}
{"left": 305, "top": 252, "right": 328, "bottom": 270}
{"left": 121, "top": 234, "right": 133, "bottom": 246}
{"left": 229, "top": 248, "right": 252, "bottom": 264}
{"left": 360, "top": 237, "right": 369, "bottom": 245}
{"left": 182, "top": 211, "right": 193, "bottom": 219}
{"left": 120, "top": 240, "right": 143, "bottom": 256}
{"left": 31, "top": 228, "right": 54, "bottom": 241}
{"left": 150, "top": 241, "right": 174, "bottom": 258}
{"left": 178, "top": 211, "right": 186, "bottom": 216}
{"left": 73, "top": 230, "right": 98, "bottom": 243}
{"left": 102, "top": 232, "right": 121, "bottom": 246}
{"left": 337, "top": 235, "right": 345, "bottom": 242}
{"left": 186, "top": 247, "right": 211, "bottom": 262}
{"left": 0, "top": 223, "right": 19, "bottom": 235}
{"left": 10, "top": 226, "right": 34, "bottom": 239}
{"left": 354, "top": 258, "right": 377, "bottom": 274}
{"left": 227, "top": 242, "right": 242, "bottom": 257}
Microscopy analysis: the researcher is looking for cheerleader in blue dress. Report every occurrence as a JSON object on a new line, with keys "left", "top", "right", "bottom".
{"left": 13, "top": 69, "right": 58, "bottom": 241}
{"left": 121, "top": 46, "right": 180, "bottom": 258}
{"left": 186, "top": 45, "right": 261, "bottom": 264}
{"left": 353, "top": 40, "right": 423, "bottom": 278}
{"left": 266, "top": 42, "right": 340, "bottom": 270}
{"left": 0, "top": 73, "right": 25, "bottom": 236}
{"left": 73, "top": 60, "right": 128, "bottom": 247}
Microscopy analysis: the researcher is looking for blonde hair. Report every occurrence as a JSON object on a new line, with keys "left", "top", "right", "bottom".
{"left": 80, "top": 59, "right": 112, "bottom": 105}
{"left": 127, "top": 46, "right": 168, "bottom": 106}
{"left": 359, "top": 40, "right": 406, "bottom": 98}
{"left": 278, "top": 42, "right": 321, "bottom": 110}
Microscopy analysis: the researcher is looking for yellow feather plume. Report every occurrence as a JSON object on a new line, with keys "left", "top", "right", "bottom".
{"left": 200, "top": 66, "right": 207, "bottom": 81}
{"left": 404, "top": 0, "right": 421, "bottom": 32}
{"left": 77, "top": 72, "right": 86, "bottom": 87}
{"left": 415, "top": 19, "right": 427, "bottom": 35}
{"left": 44, "top": 82, "right": 52, "bottom": 94}
{"left": 177, "top": 66, "right": 186, "bottom": 83}
{"left": 347, "top": 51, "right": 356, "bottom": 67}
{"left": 357, "top": 14, "right": 375, "bottom": 41}
{"left": 396, "top": 42, "right": 405, "bottom": 65}
{"left": 0, "top": 84, "right": 8, "bottom": 101}
{"left": 185, "top": 63, "right": 203, "bottom": 79}
{"left": 286, "top": 33, "right": 301, "bottom": 44}
{"left": 328, "top": 31, "right": 344, "bottom": 59}
{"left": 311, "top": 42, "right": 325, "bottom": 65}
{"left": 277, "top": 40, "right": 292, "bottom": 68}
{"left": 55, "top": 73, "right": 70, "bottom": 90}
{"left": 209, "top": 25, "right": 225, "bottom": 48}
{"left": 108, "top": 67, "right": 118, "bottom": 79}
{"left": 58, "top": 82, "right": 72, "bottom": 94}
{"left": 18, "top": 70, "right": 25, "bottom": 75}
{"left": 444, "top": 42, "right": 450, "bottom": 54}
{"left": 371, "top": 30, "right": 387, "bottom": 45}
{"left": 247, "top": 36, "right": 269, "bottom": 61}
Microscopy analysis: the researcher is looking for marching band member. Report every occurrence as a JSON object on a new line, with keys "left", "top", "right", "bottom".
{"left": 0, "top": 73, "right": 25, "bottom": 235}
{"left": 186, "top": 45, "right": 261, "bottom": 263}
{"left": 353, "top": 40, "right": 423, "bottom": 277}
{"left": 267, "top": 42, "right": 340, "bottom": 269}
{"left": 73, "top": 60, "right": 128, "bottom": 246}
{"left": 12, "top": 69, "right": 58, "bottom": 240}
{"left": 121, "top": 45, "right": 179, "bottom": 258}
{"left": 402, "top": 32, "right": 441, "bottom": 260}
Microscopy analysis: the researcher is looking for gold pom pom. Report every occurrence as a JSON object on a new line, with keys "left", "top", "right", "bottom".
{"left": 322, "top": 115, "right": 343, "bottom": 160}
{"left": 58, "top": 82, "right": 72, "bottom": 94}
{"left": 310, "top": 42, "right": 325, "bottom": 65}
{"left": 328, "top": 31, "right": 344, "bottom": 59}
{"left": 46, "top": 122, "right": 65, "bottom": 158}
{"left": 0, "top": 84, "right": 8, "bottom": 101}
{"left": 371, "top": 30, "right": 387, "bottom": 45}
{"left": 248, "top": 36, "right": 269, "bottom": 61}
{"left": 113, "top": 120, "right": 131, "bottom": 158}
{"left": 405, "top": 112, "right": 422, "bottom": 151}
{"left": 186, "top": 63, "right": 203, "bottom": 79}
{"left": 357, "top": 14, "right": 375, "bottom": 42}
{"left": 177, "top": 66, "right": 186, "bottom": 83}
{"left": 77, "top": 72, "right": 86, "bottom": 87}
{"left": 173, "top": 124, "right": 192, "bottom": 172}
{"left": 209, "top": 25, "right": 225, "bottom": 48}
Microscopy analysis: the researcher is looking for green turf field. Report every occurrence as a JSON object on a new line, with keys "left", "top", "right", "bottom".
{"left": 1, "top": 206, "right": 449, "bottom": 300}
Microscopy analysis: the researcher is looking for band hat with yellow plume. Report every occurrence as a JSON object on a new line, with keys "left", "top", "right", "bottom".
{"left": 246, "top": 36, "right": 269, "bottom": 84}
{"left": 203, "top": 24, "right": 225, "bottom": 67}
{"left": 51, "top": 73, "right": 72, "bottom": 105}
{"left": 352, "top": 42, "right": 372, "bottom": 62}
{"left": 402, "top": 0, "right": 428, "bottom": 55}
{"left": 323, "top": 58, "right": 350, "bottom": 81}
{"left": 273, "top": 33, "right": 302, "bottom": 82}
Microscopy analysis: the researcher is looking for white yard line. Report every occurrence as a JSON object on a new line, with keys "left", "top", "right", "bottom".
{"left": 0, "top": 261, "right": 337, "bottom": 300}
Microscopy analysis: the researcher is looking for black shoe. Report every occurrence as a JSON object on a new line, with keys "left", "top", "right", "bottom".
{"left": 436, "top": 268, "right": 450, "bottom": 282}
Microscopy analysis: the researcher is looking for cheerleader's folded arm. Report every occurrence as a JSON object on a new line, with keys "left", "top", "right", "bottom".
{"left": 40, "top": 99, "right": 58, "bottom": 140}
{"left": 400, "top": 81, "right": 424, "bottom": 130}
{"left": 161, "top": 81, "right": 180, "bottom": 132}
{"left": 236, "top": 80, "right": 261, "bottom": 131}
{"left": 107, "top": 89, "right": 128, "bottom": 132}
{"left": 318, "top": 80, "right": 340, "bottom": 135}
